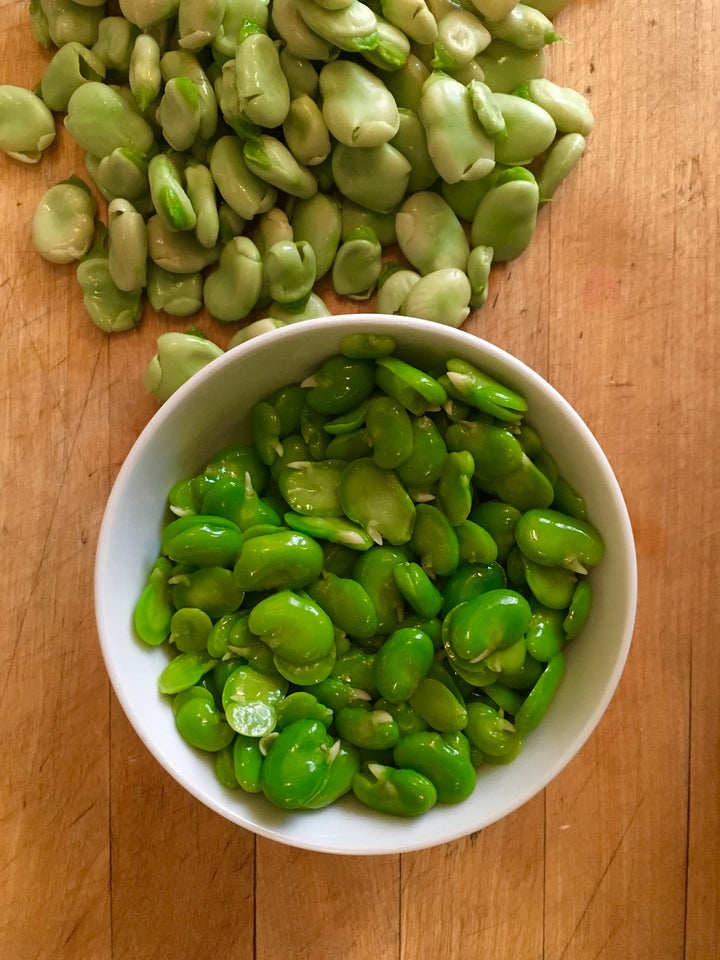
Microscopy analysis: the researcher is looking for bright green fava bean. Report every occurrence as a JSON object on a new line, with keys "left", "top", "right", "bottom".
{"left": 373, "top": 626, "right": 435, "bottom": 702}
{"left": 304, "top": 739, "right": 360, "bottom": 809}
{"left": 144, "top": 332, "right": 224, "bottom": 402}
{"left": 396, "top": 415, "right": 447, "bottom": 488}
{"left": 465, "top": 701, "right": 521, "bottom": 759}
{"left": 393, "top": 562, "right": 443, "bottom": 619}
{"left": 158, "top": 651, "right": 218, "bottom": 695}
{"left": 304, "top": 355, "right": 376, "bottom": 415}
{"left": 65, "top": 82, "right": 154, "bottom": 159}
{"left": 222, "top": 664, "right": 288, "bottom": 736}
{"left": 443, "top": 588, "right": 532, "bottom": 661}
{"left": 353, "top": 545, "right": 408, "bottom": 635}
{"left": 162, "top": 514, "right": 243, "bottom": 567}
{"left": 260, "top": 719, "right": 336, "bottom": 809}
{"left": 409, "top": 677, "right": 468, "bottom": 733}
{"left": 339, "top": 458, "right": 416, "bottom": 546}
{"left": 514, "top": 653, "right": 565, "bottom": 734}
{"left": 563, "top": 578, "right": 592, "bottom": 639}
{"left": 234, "top": 530, "right": 324, "bottom": 591}
{"left": 175, "top": 697, "right": 235, "bottom": 751}
{"left": 393, "top": 730, "right": 476, "bottom": 803}
{"left": 233, "top": 734, "right": 264, "bottom": 792}
{"left": 335, "top": 706, "right": 400, "bottom": 750}
{"left": 410, "top": 503, "right": 459, "bottom": 577}
{"left": 353, "top": 763, "right": 437, "bottom": 817}
{"left": 134, "top": 557, "right": 174, "bottom": 646}
{"left": 306, "top": 571, "right": 379, "bottom": 639}
{"left": 169, "top": 565, "right": 245, "bottom": 618}
{"left": 515, "top": 507, "right": 605, "bottom": 574}
{"left": 366, "top": 395, "right": 413, "bottom": 469}
{"left": 248, "top": 584, "right": 335, "bottom": 664}
{"left": 0, "top": 85, "right": 56, "bottom": 163}
{"left": 444, "top": 358, "right": 527, "bottom": 421}
{"left": 32, "top": 177, "right": 97, "bottom": 265}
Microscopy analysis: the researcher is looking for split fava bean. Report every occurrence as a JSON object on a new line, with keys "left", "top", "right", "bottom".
{"left": 137, "top": 344, "right": 605, "bottom": 818}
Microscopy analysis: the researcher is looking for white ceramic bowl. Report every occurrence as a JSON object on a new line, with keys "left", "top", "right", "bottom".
{"left": 95, "top": 315, "right": 636, "bottom": 855}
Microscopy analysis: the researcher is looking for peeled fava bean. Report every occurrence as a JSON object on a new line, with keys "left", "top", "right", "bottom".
{"left": 137, "top": 344, "right": 606, "bottom": 819}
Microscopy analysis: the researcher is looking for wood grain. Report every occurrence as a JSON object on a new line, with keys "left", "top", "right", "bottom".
{"left": 2, "top": 0, "right": 719, "bottom": 957}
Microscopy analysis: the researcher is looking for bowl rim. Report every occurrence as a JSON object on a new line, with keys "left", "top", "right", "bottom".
{"left": 95, "top": 314, "right": 637, "bottom": 854}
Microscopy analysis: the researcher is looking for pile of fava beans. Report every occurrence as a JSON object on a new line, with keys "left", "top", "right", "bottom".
{"left": 134, "top": 334, "right": 605, "bottom": 817}
{"left": 1, "top": 0, "right": 591, "bottom": 384}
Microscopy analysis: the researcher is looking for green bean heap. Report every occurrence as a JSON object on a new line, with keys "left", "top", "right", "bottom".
{"left": 134, "top": 333, "right": 604, "bottom": 817}
{"left": 3, "top": 1, "right": 590, "bottom": 345}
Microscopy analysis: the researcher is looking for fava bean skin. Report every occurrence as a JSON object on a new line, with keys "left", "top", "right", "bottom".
{"left": 138, "top": 343, "right": 605, "bottom": 819}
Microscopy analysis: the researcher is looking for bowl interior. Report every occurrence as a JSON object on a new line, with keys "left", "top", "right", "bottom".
{"left": 95, "top": 315, "right": 637, "bottom": 855}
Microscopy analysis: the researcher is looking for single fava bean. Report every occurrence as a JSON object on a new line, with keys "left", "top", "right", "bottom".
{"left": 393, "top": 562, "right": 443, "bottom": 620}
{"left": 514, "top": 653, "right": 565, "bottom": 734}
{"left": 304, "top": 739, "right": 360, "bottom": 809}
{"left": 161, "top": 514, "right": 244, "bottom": 567}
{"left": 260, "top": 718, "right": 336, "bottom": 809}
{"left": 393, "top": 730, "right": 476, "bottom": 803}
{"left": 169, "top": 606, "right": 213, "bottom": 653}
{"left": 563, "top": 578, "right": 593, "bottom": 639}
{"left": 134, "top": 557, "right": 174, "bottom": 646}
{"left": 410, "top": 503, "right": 459, "bottom": 577}
{"left": 303, "top": 356, "right": 376, "bottom": 415}
{"left": 408, "top": 678, "right": 468, "bottom": 733}
{"left": 525, "top": 605, "right": 565, "bottom": 661}
{"left": 443, "top": 588, "right": 532, "bottom": 662}
{"left": 222, "top": 664, "right": 289, "bottom": 737}
{"left": 248, "top": 589, "right": 336, "bottom": 665}
{"left": 0, "top": 84, "right": 56, "bottom": 163}
{"left": 441, "top": 561, "right": 507, "bottom": 614}
{"left": 32, "top": 177, "right": 97, "bottom": 265}
{"left": 233, "top": 530, "right": 324, "bottom": 591}
{"left": 352, "top": 763, "right": 437, "bottom": 817}
{"left": 443, "top": 358, "right": 528, "bottom": 421}
{"left": 366, "top": 396, "right": 413, "bottom": 470}
{"left": 175, "top": 697, "right": 235, "bottom": 752}
{"left": 169, "top": 566, "right": 245, "bottom": 619}
{"left": 465, "top": 701, "right": 522, "bottom": 762}
{"left": 335, "top": 706, "right": 400, "bottom": 751}
{"left": 353, "top": 545, "right": 408, "bottom": 636}
{"left": 515, "top": 508, "right": 605, "bottom": 574}
{"left": 158, "top": 651, "right": 218, "bottom": 695}
{"left": 373, "top": 626, "right": 435, "bottom": 703}
{"left": 339, "top": 458, "right": 416, "bottom": 546}
{"left": 284, "top": 512, "right": 375, "bottom": 551}
{"left": 233, "top": 734, "right": 264, "bottom": 793}
{"left": 305, "top": 570, "right": 379, "bottom": 639}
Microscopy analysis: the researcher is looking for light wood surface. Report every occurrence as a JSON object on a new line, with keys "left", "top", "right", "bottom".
{"left": 2, "top": 1, "right": 718, "bottom": 957}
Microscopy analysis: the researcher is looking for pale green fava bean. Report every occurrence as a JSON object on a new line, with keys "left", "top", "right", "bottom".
{"left": 265, "top": 240, "right": 317, "bottom": 304}
{"left": 76, "top": 248, "right": 143, "bottom": 333}
{"left": 391, "top": 108, "right": 437, "bottom": 194}
{"left": 203, "top": 236, "right": 263, "bottom": 322}
{"left": 40, "top": 41, "right": 106, "bottom": 112}
{"left": 376, "top": 268, "right": 421, "bottom": 315}
{"left": 107, "top": 198, "right": 147, "bottom": 292}
{"left": 271, "top": 0, "right": 335, "bottom": 61}
{"left": 395, "top": 191, "right": 469, "bottom": 276}
{"left": 432, "top": 10, "right": 491, "bottom": 71}
{"left": 380, "top": 0, "right": 437, "bottom": 45}
{"left": 119, "top": 0, "right": 180, "bottom": 29}
{"left": 486, "top": 2, "right": 562, "bottom": 51}
{"left": 282, "top": 94, "right": 331, "bottom": 167}
{"left": 160, "top": 50, "right": 218, "bottom": 142}
{"left": 147, "top": 214, "right": 221, "bottom": 273}
{"left": 403, "top": 267, "right": 472, "bottom": 328}
{"left": 492, "top": 92, "right": 556, "bottom": 165}
{"left": 471, "top": 169, "right": 539, "bottom": 262}
{"left": 235, "top": 26, "right": 291, "bottom": 128}
{"left": 467, "top": 243, "right": 493, "bottom": 308}
{"left": 91, "top": 16, "right": 139, "bottom": 71}
{"left": 525, "top": 78, "right": 594, "bottom": 136}
{"left": 361, "top": 14, "right": 411, "bottom": 71}
{"left": 244, "top": 136, "right": 318, "bottom": 200}
{"left": 339, "top": 458, "right": 416, "bottom": 546}
{"left": 93, "top": 147, "right": 149, "bottom": 204}
{"left": 524, "top": 0, "right": 571, "bottom": 18}
{"left": 184, "top": 162, "right": 220, "bottom": 249}
{"left": 0, "top": 85, "right": 56, "bottom": 163}
{"left": 319, "top": 59, "right": 400, "bottom": 148}
{"left": 144, "top": 331, "right": 224, "bottom": 401}
{"left": 42, "top": 0, "right": 104, "bottom": 48}
{"left": 148, "top": 154, "right": 197, "bottom": 232}
{"left": 332, "top": 227, "right": 383, "bottom": 299}
{"left": 469, "top": 0, "right": 517, "bottom": 19}
{"left": 268, "top": 293, "right": 331, "bottom": 324}
{"left": 177, "top": 0, "right": 225, "bottom": 51}
{"left": 477, "top": 40, "right": 547, "bottom": 94}
{"left": 295, "top": 0, "right": 379, "bottom": 53}
{"left": 228, "top": 318, "right": 285, "bottom": 347}
{"left": 129, "top": 33, "right": 162, "bottom": 110}
{"left": 331, "top": 142, "right": 411, "bottom": 215}
{"left": 382, "top": 53, "right": 430, "bottom": 111}
{"left": 146, "top": 263, "right": 203, "bottom": 316}
{"left": 418, "top": 71, "right": 495, "bottom": 184}
{"left": 65, "top": 82, "right": 155, "bottom": 160}
{"left": 278, "top": 48, "right": 320, "bottom": 98}
{"left": 32, "top": 177, "right": 97, "bottom": 265}
{"left": 209, "top": 135, "right": 278, "bottom": 220}
{"left": 536, "top": 132, "right": 586, "bottom": 204}
{"left": 291, "top": 194, "right": 342, "bottom": 280}
{"left": 467, "top": 79, "right": 506, "bottom": 138}
{"left": 341, "top": 200, "right": 398, "bottom": 246}
{"left": 156, "top": 76, "right": 202, "bottom": 152}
